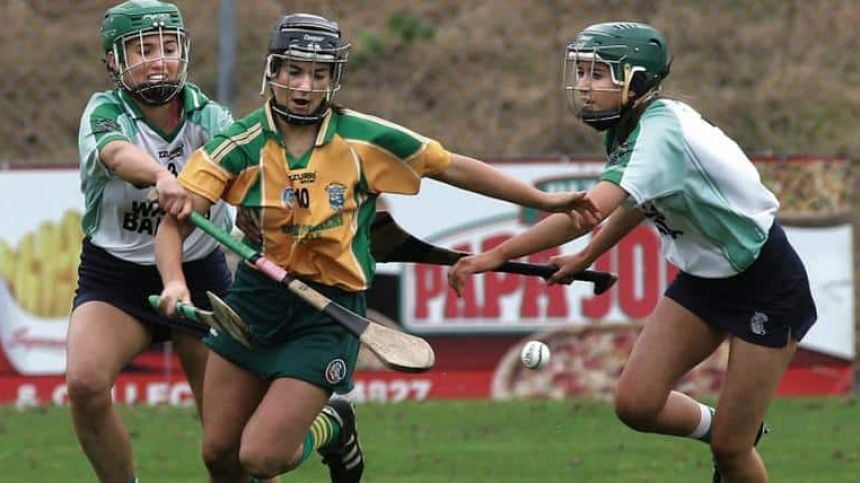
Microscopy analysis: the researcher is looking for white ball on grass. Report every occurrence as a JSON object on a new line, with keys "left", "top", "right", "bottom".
{"left": 520, "top": 340, "right": 551, "bottom": 370}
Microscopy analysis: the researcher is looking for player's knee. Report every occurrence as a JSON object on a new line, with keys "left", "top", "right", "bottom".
{"left": 238, "top": 446, "right": 293, "bottom": 478}
{"left": 710, "top": 433, "right": 752, "bottom": 466}
{"left": 613, "top": 386, "right": 660, "bottom": 432}
{"left": 202, "top": 439, "right": 241, "bottom": 477}
{"left": 65, "top": 368, "right": 112, "bottom": 408}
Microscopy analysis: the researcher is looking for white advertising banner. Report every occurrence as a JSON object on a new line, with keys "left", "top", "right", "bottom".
{"left": 0, "top": 170, "right": 82, "bottom": 375}
{"left": 0, "top": 162, "right": 854, "bottom": 380}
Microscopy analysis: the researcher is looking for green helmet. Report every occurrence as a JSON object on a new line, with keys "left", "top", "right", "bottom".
{"left": 100, "top": 0, "right": 189, "bottom": 106}
{"left": 563, "top": 22, "right": 670, "bottom": 130}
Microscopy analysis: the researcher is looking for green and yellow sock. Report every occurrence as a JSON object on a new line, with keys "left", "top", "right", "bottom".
{"left": 686, "top": 403, "right": 715, "bottom": 443}
{"left": 299, "top": 410, "right": 342, "bottom": 463}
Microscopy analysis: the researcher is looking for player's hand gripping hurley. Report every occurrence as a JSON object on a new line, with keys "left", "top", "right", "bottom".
{"left": 148, "top": 293, "right": 253, "bottom": 349}
{"left": 186, "top": 211, "right": 435, "bottom": 373}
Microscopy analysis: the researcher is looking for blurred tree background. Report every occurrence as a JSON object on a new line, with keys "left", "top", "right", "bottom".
{"left": 3, "top": 0, "right": 859, "bottom": 165}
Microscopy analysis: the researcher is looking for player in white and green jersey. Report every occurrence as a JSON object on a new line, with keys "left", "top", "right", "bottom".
{"left": 78, "top": 82, "right": 232, "bottom": 262}
{"left": 153, "top": 13, "right": 599, "bottom": 483}
{"left": 449, "top": 22, "right": 816, "bottom": 483}
{"left": 66, "top": 3, "right": 241, "bottom": 483}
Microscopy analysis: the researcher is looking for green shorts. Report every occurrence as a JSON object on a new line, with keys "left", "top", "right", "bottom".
{"left": 204, "top": 264, "right": 363, "bottom": 394}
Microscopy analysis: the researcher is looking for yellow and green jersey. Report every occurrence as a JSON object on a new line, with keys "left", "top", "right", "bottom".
{"left": 179, "top": 102, "right": 453, "bottom": 291}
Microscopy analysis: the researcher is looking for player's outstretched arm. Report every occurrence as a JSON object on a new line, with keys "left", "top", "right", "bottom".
{"left": 154, "top": 193, "right": 213, "bottom": 316}
{"left": 447, "top": 213, "right": 581, "bottom": 296}
{"left": 447, "top": 181, "right": 629, "bottom": 296}
{"left": 431, "top": 154, "right": 600, "bottom": 218}
{"left": 100, "top": 139, "right": 191, "bottom": 217}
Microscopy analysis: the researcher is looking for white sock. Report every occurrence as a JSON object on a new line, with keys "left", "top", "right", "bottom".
{"left": 686, "top": 403, "right": 714, "bottom": 441}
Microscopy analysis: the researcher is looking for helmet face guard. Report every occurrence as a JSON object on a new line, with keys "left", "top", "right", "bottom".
{"left": 563, "top": 48, "right": 628, "bottom": 131}
{"left": 261, "top": 14, "right": 350, "bottom": 125}
{"left": 114, "top": 28, "right": 189, "bottom": 106}
{"left": 562, "top": 22, "right": 670, "bottom": 131}
{"left": 101, "top": 1, "right": 189, "bottom": 106}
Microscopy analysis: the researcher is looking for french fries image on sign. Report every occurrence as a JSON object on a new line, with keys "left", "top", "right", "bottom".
{"left": 0, "top": 210, "right": 82, "bottom": 317}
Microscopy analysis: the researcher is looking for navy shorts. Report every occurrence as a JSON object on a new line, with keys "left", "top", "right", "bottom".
{"left": 73, "top": 238, "right": 232, "bottom": 342}
{"left": 665, "top": 222, "right": 817, "bottom": 348}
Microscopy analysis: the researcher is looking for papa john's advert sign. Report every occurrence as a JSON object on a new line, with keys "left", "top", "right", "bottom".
{"left": 385, "top": 159, "right": 853, "bottom": 360}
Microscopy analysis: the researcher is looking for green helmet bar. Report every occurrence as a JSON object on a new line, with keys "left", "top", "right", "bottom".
{"left": 100, "top": 0, "right": 188, "bottom": 106}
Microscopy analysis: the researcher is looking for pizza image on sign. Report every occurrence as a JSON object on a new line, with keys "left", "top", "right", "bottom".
{"left": 492, "top": 325, "right": 729, "bottom": 401}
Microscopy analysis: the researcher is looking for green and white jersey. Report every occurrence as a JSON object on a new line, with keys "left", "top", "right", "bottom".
{"left": 78, "top": 84, "right": 233, "bottom": 264}
{"left": 601, "top": 99, "right": 778, "bottom": 277}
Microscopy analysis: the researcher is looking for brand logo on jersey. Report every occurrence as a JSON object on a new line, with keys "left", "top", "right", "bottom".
{"left": 93, "top": 118, "right": 122, "bottom": 134}
{"left": 607, "top": 142, "right": 632, "bottom": 167}
{"left": 288, "top": 171, "right": 317, "bottom": 184}
{"left": 325, "top": 358, "right": 347, "bottom": 385}
{"left": 325, "top": 183, "right": 346, "bottom": 212}
{"left": 122, "top": 200, "right": 162, "bottom": 235}
{"left": 750, "top": 312, "right": 769, "bottom": 335}
{"left": 641, "top": 203, "right": 683, "bottom": 239}
{"left": 158, "top": 145, "right": 184, "bottom": 162}
{"left": 281, "top": 187, "right": 296, "bottom": 207}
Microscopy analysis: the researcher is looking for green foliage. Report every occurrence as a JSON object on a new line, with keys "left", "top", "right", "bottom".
{"left": 387, "top": 11, "right": 436, "bottom": 45}
{"left": 350, "top": 12, "right": 436, "bottom": 68}
{"left": 0, "top": 398, "right": 857, "bottom": 482}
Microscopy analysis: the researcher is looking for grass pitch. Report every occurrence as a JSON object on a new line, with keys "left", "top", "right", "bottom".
{"left": 0, "top": 398, "right": 857, "bottom": 482}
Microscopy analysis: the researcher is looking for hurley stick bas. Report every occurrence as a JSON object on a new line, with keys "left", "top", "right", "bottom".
{"left": 186, "top": 211, "right": 435, "bottom": 373}
{"left": 370, "top": 211, "right": 618, "bottom": 295}
{"left": 148, "top": 292, "right": 253, "bottom": 349}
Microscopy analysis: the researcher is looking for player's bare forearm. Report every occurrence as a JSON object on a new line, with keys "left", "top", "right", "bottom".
{"left": 99, "top": 140, "right": 173, "bottom": 187}
{"left": 155, "top": 214, "right": 188, "bottom": 287}
{"left": 432, "top": 154, "right": 555, "bottom": 209}
{"left": 155, "top": 194, "right": 213, "bottom": 285}
{"left": 489, "top": 180, "right": 633, "bottom": 261}
{"left": 493, "top": 212, "right": 587, "bottom": 260}
{"left": 578, "top": 204, "right": 645, "bottom": 264}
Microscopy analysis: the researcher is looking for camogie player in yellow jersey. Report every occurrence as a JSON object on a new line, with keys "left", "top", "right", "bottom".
{"left": 154, "top": 13, "right": 598, "bottom": 483}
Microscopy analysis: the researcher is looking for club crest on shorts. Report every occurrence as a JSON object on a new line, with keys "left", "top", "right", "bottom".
{"left": 750, "top": 311, "right": 769, "bottom": 335}
{"left": 325, "top": 358, "right": 347, "bottom": 385}
{"left": 325, "top": 182, "right": 346, "bottom": 212}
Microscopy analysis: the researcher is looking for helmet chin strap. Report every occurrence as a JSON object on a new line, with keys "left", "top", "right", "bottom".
{"left": 621, "top": 64, "right": 633, "bottom": 106}
{"left": 578, "top": 108, "right": 622, "bottom": 131}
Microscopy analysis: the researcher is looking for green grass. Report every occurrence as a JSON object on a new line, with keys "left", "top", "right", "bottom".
{"left": 0, "top": 398, "right": 857, "bottom": 482}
